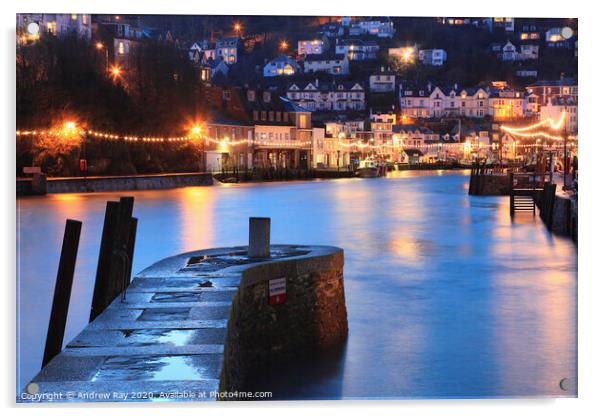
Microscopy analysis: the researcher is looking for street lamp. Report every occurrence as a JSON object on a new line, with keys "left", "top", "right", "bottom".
{"left": 95, "top": 42, "right": 109, "bottom": 72}
{"left": 233, "top": 22, "right": 242, "bottom": 37}
{"left": 280, "top": 40, "right": 288, "bottom": 52}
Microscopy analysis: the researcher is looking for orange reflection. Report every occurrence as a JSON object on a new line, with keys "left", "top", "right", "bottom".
{"left": 177, "top": 187, "right": 215, "bottom": 252}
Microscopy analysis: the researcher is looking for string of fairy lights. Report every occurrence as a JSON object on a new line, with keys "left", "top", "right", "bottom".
{"left": 15, "top": 112, "right": 576, "bottom": 152}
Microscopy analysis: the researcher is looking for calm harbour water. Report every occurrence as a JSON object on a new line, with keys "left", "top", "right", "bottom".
{"left": 16, "top": 170, "right": 577, "bottom": 398}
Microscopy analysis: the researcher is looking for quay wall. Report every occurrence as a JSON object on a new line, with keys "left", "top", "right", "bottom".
{"left": 220, "top": 248, "right": 348, "bottom": 394}
{"left": 535, "top": 191, "right": 578, "bottom": 242}
{"left": 17, "top": 172, "right": 214, "bottom": 195}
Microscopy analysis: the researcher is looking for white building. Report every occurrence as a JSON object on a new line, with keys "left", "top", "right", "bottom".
{"left": 287, "top": 81, "right": 365, "bottom": 112}
{"left": 17, "top": 13, "right": 91, "bottom": 43}
{"left": 418, "top": 49, "right": 447, "bottom": 66}
{"left": 540, "top": 96, "right": 578, "bottom": 134}
{"left": 215, "top": 37, "right": 240, "bottom": 64}
{"left": 303, "top": 53, "right": 349, "bottom": 75}
{"left": 349, "top": 17, "right": 395, "bottom": 38}
{"left": 297, "top": 38, "right": 328, "bottom": 55}
{"left": 400, "top": 83, "right": 489, "bottom": 119}
{"left": 263, "top": 55, "right": 299, "bottom": 77}
{"left": 324, "top": 119, "right": 366, "bottom": 138}
{"left": 335, "top": 38, "right": 379, "bottom": 61}
{"left": 369, "top": 68, "right": 396, "bottom": 92}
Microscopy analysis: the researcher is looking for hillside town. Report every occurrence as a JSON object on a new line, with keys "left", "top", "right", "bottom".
{"left": 16, "top": 14, "right": 578, "bottom": 175}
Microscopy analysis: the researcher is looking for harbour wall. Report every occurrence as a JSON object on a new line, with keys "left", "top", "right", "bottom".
{"left": 220, "top": 248, "right": 348, "bottom": 394}
{"left": 16, "top": 172, "right": 214, "bottom": 195}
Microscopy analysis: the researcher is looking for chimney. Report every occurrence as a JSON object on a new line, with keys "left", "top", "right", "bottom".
{"left": 427, "top": 81, "right": 432, "bottom": 92}
{"left": 454, "top": 82, "right": 458, "bottom": 90}
{"left": 315, "top": 78, "right": 319, "bottom": 87}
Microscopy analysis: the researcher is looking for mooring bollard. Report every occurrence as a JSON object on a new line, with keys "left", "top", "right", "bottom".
{"left": 42, "top": 219, "right": 82, "bottom": 368}
{"left": 248, "top": 217, "right": 270, "bottom": 258}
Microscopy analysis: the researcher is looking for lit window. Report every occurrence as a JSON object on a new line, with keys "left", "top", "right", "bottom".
{"left": 71, "top": 14, "right": 77, "bottom": 21}
{"left": 118, "top": 41, "right": 125, "bottom": 55}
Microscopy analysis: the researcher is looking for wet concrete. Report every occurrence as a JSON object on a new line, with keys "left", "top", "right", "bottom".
{"left": 19, "top": 245, "right": 334, "bottom": 403}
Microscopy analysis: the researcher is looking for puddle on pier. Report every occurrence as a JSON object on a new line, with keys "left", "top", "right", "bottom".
{"left": 119, "top": 328, "right": 226, "bottom": 346}
{"left": 91, "top": 355, "right": 222, "bottom": 382}
{"left": 181, "top": 248, "right": 310, "bottom": 273}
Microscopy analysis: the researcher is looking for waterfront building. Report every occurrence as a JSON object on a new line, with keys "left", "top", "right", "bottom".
{"left": 540, "top": 96, "right": 578, "bottom": 134}
{"left": 488, "top": 87, "right": 527, "bottom": 120}
{"left": 527, "top": 78, "right": 578, "bottom": 107}
{"left": 263, "top": 55, "right": 300, "bottom": 77}
{"left": 324, "top": 118, "right": 366, "bottom": 139}
{"left": 399, "top": 83, "right": 489, "bottom": 119}
{"left": 287, "top": 80, "right": 365, "bottom": 112}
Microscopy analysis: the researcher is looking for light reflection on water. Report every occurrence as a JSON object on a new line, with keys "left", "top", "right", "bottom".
{"left": 16, "top": 170, "right": 576, "bottom": 398}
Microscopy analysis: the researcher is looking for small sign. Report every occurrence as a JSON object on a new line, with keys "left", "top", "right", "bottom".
{"left": 79, "top": 159, "right": 87, "bottom": 172}
{"left": 23, "top": 166, "right": 41, "bottom": 174}
{"left": 269, "top": 277, "right": 286, "bottom": 305}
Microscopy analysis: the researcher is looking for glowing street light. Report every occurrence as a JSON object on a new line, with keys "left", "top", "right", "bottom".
{"left": 95, "top": 42, "right": 104, "bottom": 50}
{"left": 233, "top": 22, "right": 242, "bottom": 36}
{"left": 280, "top": 40, "right": 288, "bottom": 51}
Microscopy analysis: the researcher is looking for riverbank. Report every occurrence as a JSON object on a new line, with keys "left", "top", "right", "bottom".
{"left": 17, "top": 164, "right": 471, "bottom": 195}
{"left": 16, "top": 172, "right": 214, "bottom": 196}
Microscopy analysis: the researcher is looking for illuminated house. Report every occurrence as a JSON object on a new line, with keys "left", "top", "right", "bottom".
{"left": 488, "top": 88, "right": 526, "bottom": 121}
{"left": 17, "top": 13, "right": 92, "bottom": 44}
{"left": 297, "top": 38, "right": 329, "bottom": 56}
{"left": 400, "top": 83, "right": 489, "bottom": 119}
{"left": 203, "top": 87, "right": 318, "bottom": 171}
{"left": 303, "top": 52, "right": 350, "bottom": 75}
{"left": 418, "top": 49, "right": 447, "bottom": 66}
{"left": 287, "top": 80, "right": 365, "bottom": 111}
{"left": 527, "top": 78, "right": 578, "bottom": 107}
{"left": 215, "top": 37, "right": 240, "bottom": 64}
{"left": 369, "top": 67, "right": 396, "bottom": 92}
{"left": 546, "top": 27, "right": 574, "bottom": 48}
{"left": 335, "top": 38, "right": 379, "bottom": 61}
{"left": 188, "top": 40, "right": 216, "bottom": 64}
{"left": 349, "top": 17, "right": 395, "bottom": 38}
{"left": 263, "top": 55, "right": 300, "bottom": 77}
{"left": 493, "top": 17, "right": 514, "bottom": 32}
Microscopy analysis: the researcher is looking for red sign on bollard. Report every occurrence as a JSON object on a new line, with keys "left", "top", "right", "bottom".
{"left": 79, "top": 159, "right": 87, "bottom": 172}
{"left": 269, "top": 277, "right": 286, "bottom": 305}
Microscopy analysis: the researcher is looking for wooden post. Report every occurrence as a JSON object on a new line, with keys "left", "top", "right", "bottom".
{"left": 248, "top": 217, "right": 271, "bottom": 258}
{"left": 124, "top": 217, "right": 138, "bottom": 288}
{"left": 509, "top": 172, "right": 515, "bottom": 216}
{"left": 89, "top": 197, "right": 135, "bottom": 322}
{"left": 42, "top": 219, "right": 82, "bottom": 368}
{"left": 89, "top": 201, "right": 119, "bottom": 322}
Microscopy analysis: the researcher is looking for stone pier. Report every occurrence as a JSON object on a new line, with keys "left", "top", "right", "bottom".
{"left": 19, "top": 245, "right": 347, "bottom": 403}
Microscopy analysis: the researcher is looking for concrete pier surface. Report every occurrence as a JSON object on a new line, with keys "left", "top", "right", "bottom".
{"left": 19, "top": 244, "right": 346, "bottom": 403}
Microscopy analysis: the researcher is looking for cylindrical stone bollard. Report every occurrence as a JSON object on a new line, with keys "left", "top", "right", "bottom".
{"left": 248, "top": 217, "right": 270, "bottom": 258}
